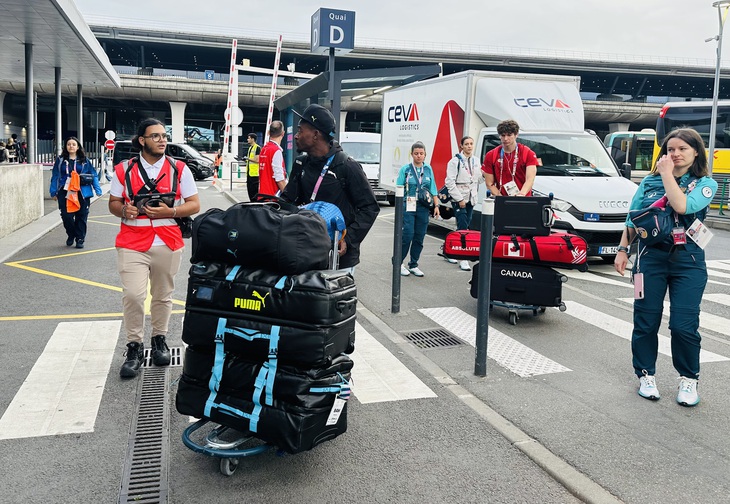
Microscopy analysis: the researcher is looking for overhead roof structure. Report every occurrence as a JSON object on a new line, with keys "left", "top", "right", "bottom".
{"left": 0, "top": 0, "right": 120, "bottom": 87}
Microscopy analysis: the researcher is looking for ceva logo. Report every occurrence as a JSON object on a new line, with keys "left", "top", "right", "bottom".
{"left": 387, "top": 103, "right": 420, "bottom": 122}
{"left": 514, "top": 98, "right": 571, "bottom": 109}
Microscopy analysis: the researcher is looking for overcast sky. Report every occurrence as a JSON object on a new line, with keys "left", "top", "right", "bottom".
{"left": 75, "top": 0, "right": 728, "bottom": 66}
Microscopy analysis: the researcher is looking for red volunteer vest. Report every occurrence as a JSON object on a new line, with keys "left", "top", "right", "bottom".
{"left": 114, "top": 157, "right": 185, "bottom": 252}
{"left": 258, "top": 141, "right": 283, "bottom": 195}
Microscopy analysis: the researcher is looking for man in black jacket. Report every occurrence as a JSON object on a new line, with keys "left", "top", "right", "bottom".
{"left": 281, "top": 104, "right": 379, "bottom": 271}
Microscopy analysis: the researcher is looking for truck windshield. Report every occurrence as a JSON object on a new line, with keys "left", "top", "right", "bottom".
{"left": 340, "top": 142, "right": 380, "bottom": 164}
{"left": 482, "top": 133, "right": 619, "bottom": 177}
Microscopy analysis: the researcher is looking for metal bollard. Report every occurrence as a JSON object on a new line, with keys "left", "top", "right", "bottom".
{"left": 475, "top": 196, "right": 495, "bottom": 377}
{"left": 391, "top": 185, "right": 405, "bottom": 313}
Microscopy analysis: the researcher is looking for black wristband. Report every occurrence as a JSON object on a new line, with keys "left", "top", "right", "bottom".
{"left": 617, "top": 245, "right": 630, "bottom": 254}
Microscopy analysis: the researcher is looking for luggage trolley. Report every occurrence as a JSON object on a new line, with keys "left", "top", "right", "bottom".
{"left": 182, "top": 419, "right": 274, "bottom": 476}
{"left": 180, "top": 200, "right": 350, "bottom": 476}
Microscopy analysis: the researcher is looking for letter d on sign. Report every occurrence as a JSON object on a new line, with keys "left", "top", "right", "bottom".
{"left": 330, "top": 25, "right": 344, "bottom": 44}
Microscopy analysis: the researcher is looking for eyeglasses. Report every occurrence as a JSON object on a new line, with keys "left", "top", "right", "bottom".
{"left": 143, "top": 133, "right": 168, "bottom": 142}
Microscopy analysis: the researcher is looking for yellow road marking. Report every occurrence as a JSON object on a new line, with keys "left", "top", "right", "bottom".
{"left": 7, "top": 247, "right": 116, "bottom": 264}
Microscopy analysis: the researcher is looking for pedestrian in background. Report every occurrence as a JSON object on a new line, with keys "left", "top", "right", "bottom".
{"left": 108, "top": 118, "right": 200, "bottom": 379}
{"left": 49, "top": 137, "right": 102, "bottom": 248}
{"left": 614, "top": 128, "right": 717, "bottom": 407}
{"left": 0, "top": 142, "right": 9, "bottom": 163}
{"left": 398, "top": 141, "right": 440, "bottom": 277}
{"left": 245, "top": 133, "right": 261, "bottom": 201}
{"left": 482, "top": 119, "right": 538, "bottom": 197}
{"left": 443, "top": 135, "right": 482, "bottom": 271}
{"left": 258, "top": 121, "right": 287, "bottom": 196}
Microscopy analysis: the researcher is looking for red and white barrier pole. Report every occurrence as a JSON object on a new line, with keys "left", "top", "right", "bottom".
{"left": 264, "top": 35, "right": 283, "bottom": 144}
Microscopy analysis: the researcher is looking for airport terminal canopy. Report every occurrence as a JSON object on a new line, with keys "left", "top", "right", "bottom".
{"left": 0, "top": 0, "right": 120, "bottom": 87}
{"left": 274, "top": 64, "right": 442, "bottom": 113}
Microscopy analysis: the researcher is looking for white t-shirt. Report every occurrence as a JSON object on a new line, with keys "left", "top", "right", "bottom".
{"left": 272, "top": 148, "right": 286, "bottom": 182}
{"left": 111, "top": 155, "right": 198, "bottom": 247}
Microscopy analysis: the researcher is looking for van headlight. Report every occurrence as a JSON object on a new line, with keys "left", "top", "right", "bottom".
{"left": 532, "top": 190, "right": 573, "bottom": 212}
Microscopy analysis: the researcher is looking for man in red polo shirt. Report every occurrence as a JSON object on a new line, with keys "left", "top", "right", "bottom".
{"left": 258, "top": 121, "right": 287, "bottom": 196}
{"left": 482, "top": 119, "right": 538, "bottom": 197}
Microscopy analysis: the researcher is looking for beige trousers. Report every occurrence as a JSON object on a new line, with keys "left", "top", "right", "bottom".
{"left": 117, "top": 246, "right": 183, "bottom": 343}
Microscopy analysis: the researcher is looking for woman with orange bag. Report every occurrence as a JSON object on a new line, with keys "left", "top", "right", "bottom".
{"left": 49, "top": 137, "right": 103, "bottom": 248}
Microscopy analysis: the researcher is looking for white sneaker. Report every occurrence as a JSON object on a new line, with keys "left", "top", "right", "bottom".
{"left": 409, "top": 267, "right": 425, "bottom": 277}
{"left": 400, "top": 265, "right": 410, "bottom": 276}
{"left": 445, "top": 257, "right": 458, "bottom": 264}
{"left": 459, "top": 260, "right": 471, "bottom": 271}
{"left": 638, "top": 375, "right": 660, "bottom": 400}
{"left": 676, "top": 377, "right": 699, "bottom": 407}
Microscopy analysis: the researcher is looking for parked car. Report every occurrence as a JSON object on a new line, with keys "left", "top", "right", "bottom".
{"left": 112, "top": 140, "right": 214, "bottom": 180}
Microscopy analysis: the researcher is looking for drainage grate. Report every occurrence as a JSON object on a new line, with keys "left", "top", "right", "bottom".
{"left": 404, "top": 328, "right": 464, "bottom": 349}
{"left": 119, "top": 367, "right": 170, "bottom": 504}
{"left": 142, "top": 347, "right": 183, "bottom": 368}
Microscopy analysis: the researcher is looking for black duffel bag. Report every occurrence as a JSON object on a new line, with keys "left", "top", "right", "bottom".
{"left": 191, "top": 200, "right": 331, "bottom": 274}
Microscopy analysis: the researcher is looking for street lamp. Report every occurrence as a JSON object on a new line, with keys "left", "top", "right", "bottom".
{"left": 707, "top": 0, "right": 730, "bottom": 174}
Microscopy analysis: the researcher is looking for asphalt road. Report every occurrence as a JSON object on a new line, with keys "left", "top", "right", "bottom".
{"left": 1, "top": 184, "right": 729, "bottom": 503}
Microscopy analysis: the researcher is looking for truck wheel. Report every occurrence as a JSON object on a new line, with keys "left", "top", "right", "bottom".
{"left": 601, "top": 255, "right": 616, "bottom": 264}
{"left": 387, "top": 195, "right": 395, "bottom": 206}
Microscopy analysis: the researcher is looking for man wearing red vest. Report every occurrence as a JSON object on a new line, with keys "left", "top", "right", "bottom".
{"left": 109, "top": 118, "right": 200, "bottom": 379}
{"left": 258, "top": 120, "right": 287, "bottom": 195}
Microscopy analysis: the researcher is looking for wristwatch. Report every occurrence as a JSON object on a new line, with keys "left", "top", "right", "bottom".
{"left": 617, "top": 245, "right": 630, "bottom": 254}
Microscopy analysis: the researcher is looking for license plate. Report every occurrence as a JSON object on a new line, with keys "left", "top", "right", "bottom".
{"left": 599, "top": 246, "right": 618, "bottom": 255}
{"left": 584, "top": 213, "right": 600, "bottom": 222}
{"left": 374, "top": 190, "right": 386, "bottom": 196}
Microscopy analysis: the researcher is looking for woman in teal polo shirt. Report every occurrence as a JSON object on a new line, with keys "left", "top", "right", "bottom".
{"left": 615, "top": 128, "right": 717, "bottom": 407}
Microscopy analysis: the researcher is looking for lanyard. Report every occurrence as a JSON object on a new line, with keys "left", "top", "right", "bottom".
{"left": 65, "top": 159, "right": 78, "bottom": 176}
{"left": 458, "top": 155, "right": 474, "bottom": 177}
{"left": 408, "top": 164, "right": 424, "bottom": 195}
{"left": 309, "top": 155, "right": 336, "bottom": 202}
{"left": 498, "top": 146, "right": 518, "bottom": 188}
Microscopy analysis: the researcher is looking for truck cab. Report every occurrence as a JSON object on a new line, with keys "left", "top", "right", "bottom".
{"left": 339, "top": 132, "right": 394, "bottom": 205}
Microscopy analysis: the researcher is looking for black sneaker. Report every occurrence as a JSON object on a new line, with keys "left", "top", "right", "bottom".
{"left": 66, "top": 236, "right": 74, "bottom": 246}
{"left": 151, "top": 335, "right": 171, "bottom": 366}
{"left": 120, "top": 342, "right": 144, "bottom": 379}
{"left": 75, "top": 240, "right": 85, "bottom": 249}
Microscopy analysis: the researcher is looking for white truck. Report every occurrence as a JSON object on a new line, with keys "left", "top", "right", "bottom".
{"left": 379, "top": 70, "right": 638, "bottom": 259}
{"left": 339, "top": 131, "right": 394, "bottom": 205}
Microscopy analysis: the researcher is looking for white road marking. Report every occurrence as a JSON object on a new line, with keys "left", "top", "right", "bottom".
{"left": 561, "top": 268, "right": 632, "bottom": 288}
{"left": 419, "top": 307, "right": 571, "bottom": 377}
{"left": 703, "top": 293, "right": 730, "bottom": 306}
{"left": 350, "top": 322, "right": 437, "bottom": 404}
{"left": 0, "top": 321, "right": 121, "bottom": 440}
{"left": 706, "top": 260, "right": 730, "bottom": 272}
{"left": 563, "top": 301, "right": 728, "bottom": 363}
{"left": 617, "top": 297, "right": 730, "bottom": 338}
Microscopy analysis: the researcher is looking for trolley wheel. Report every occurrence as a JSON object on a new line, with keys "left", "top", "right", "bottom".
{"left": 509, "top": 312, "right": 518, "bottom": 326}
{"left": 532, "top": 309, "right": 538, "bottom": 316}
{"left": 559, "top": 302, "right": 567, "bottom": 312}
{"left": 220, "top": 457, "right": 239, "bottom": 476}
{"left": 539, "top": 307, "right": 546, "bottom": 313}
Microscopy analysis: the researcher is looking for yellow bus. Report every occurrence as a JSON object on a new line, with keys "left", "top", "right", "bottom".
{"left": 655, "top": 100, "right": 730, "bottom": 175}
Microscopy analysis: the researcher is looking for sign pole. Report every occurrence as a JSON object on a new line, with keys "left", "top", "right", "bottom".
{"left": 391, "top": 185, "right": 404, "bottom": 313}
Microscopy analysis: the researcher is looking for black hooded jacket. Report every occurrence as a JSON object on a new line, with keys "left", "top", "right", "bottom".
{"left": 281, "top": 142, "right": 380, "bottom": 268}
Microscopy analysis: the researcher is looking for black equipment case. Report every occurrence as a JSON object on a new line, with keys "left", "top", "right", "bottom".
{"left": 493, "top": 196, "right": 553, "bottom": 236}
{"left": 186, "top": 262, "right": 357, "bottom": 326}
{"left": 470, "top": 261, "right": 566, "bottom": 307}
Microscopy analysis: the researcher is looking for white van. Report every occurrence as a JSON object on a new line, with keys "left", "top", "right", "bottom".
{"left": 379, "top": 70, "right": 638, "bottom": 259}
{"left": 339, "top": 132, "right": 394, "bottom": 205}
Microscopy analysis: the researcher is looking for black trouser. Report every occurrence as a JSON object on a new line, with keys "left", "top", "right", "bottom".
{"left": 246, "top": 176, "right": 259, "bottom": 202}
{"left": 57, "top": 189, "right": 90, "bottom": 243}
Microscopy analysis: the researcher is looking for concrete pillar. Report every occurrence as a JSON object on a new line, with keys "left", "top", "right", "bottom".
{"left": 77, "top": 85, "right": 83, "bottom": 145}
{"left": 339, "top": 111, "right": 347, "bottom": 134}
{"left": 25, "top": 43, "right": 35, "bottom": 164}
{"left": 0, "top": 91, "right": 5, "bottom": 132}
{"left": 608, "top": 123, "right": 631, "bottom": 134}
{"left": 55, "top": 67, "right": 62, "bottom": 155}
{"left": 169, "top": 102, "right": 187, "bottom": 143}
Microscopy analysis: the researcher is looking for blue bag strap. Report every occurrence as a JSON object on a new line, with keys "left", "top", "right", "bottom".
{"left": 225, "top": 265, "right": 241, "bottom": 282}
{"left": 265, "top": 326, "right": 280, "bottom": 405}
{"left": 274, "top": 276, "right": 287, "bottom": 290}
{"left": 204, "top": 325, "right": 228, "bottom": 418}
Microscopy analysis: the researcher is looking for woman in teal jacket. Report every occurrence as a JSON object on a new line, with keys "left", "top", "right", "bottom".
{"left": 397, "top": 141, "right": 440, "bottom": 277}
{"left": 615, "top": 128, "right": 717, "bottom": 407}
{"left": 49, "top": 137, "right": 103, "bottom": 248}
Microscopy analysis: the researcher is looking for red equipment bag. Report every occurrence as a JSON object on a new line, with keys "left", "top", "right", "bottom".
{"left": 491, "top": 231, "right": 588, "bottom": 272}
{"left": 441, "top": 230, "right": 481, "bottom": 260}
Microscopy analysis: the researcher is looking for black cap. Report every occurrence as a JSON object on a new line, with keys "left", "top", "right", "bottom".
{"left": 294, "top": 104, "right": 336, "bottom": 138}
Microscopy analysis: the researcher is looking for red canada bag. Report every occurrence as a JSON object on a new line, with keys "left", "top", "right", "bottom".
{"left": 491, "top": 231, "right": 588, "bottom": 272}
{"left": 441, "top": 230, "right": 481, "bottom": 260}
